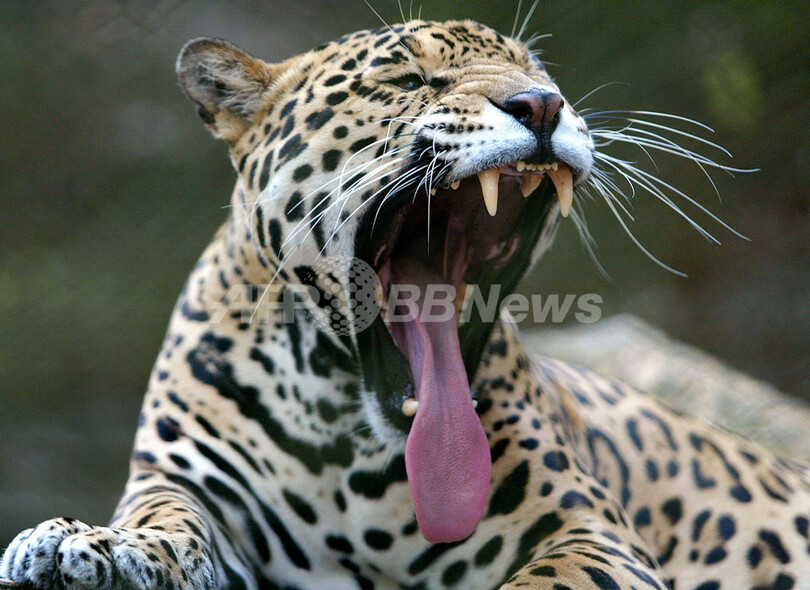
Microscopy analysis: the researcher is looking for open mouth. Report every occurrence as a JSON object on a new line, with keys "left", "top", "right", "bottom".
{"left": 354, "top": 158, "right": 574, "bottom": 543}
{"left": 372, "top": 160, "right": 574, "bottom": 296}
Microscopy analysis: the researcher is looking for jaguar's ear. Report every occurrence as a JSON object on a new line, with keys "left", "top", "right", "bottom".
{"left": 177, "top": 38, "right": 276, "bottom": 142}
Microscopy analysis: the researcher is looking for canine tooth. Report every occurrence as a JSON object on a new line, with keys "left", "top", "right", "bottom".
{"left": 516, "top": 161, "right": 526, "bottom": 172}
{"left": 547, "top": 163, "right": 574, "bottom": 218}
{"left": 402, "top": 398, "right": 419, "bottom": 417}
{"left": 450, "top": 180, "right": 461, "bottom": 190}
{"left": 472, "top": 400, "right": 478, "bottom": 409}
{"left": 551, "top": 162, "right": 559, "bottom": 171}
{"left": 520, "top": 173, "right": 544, "bottom": 198}
{"left": 477, "top": 167, "right": 500, "bottom": 216}
{"left": 430, "top": 188, "right": 437, "bottom": 196}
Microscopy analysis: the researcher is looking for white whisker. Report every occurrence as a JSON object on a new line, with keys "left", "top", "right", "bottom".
{"left": 330, "top": 134, "right": 417, "bottom": 238}
{"left": 397, "top": 0, "right": 406, "bottom": 24}
{"left": 599, "top": 152, "right": 747, "bottom": 240}
{"left": 618, "top": 118, "right": 733, "bottom": 159}
{"left": 568, "top": 193, "right": 609, "bottom": 278}
{"left": 511, "top": 0, "right": 524, "bottom": 39}
{"left": 524, "top": 33, "right": 552, "bottom": 52}
{"left": 586, "top": 109, "right": 716, "bottom": 132}
{"left": 597, "top": 154, "right": 717, "bottom": 241}
{"left": 279, "top": 147, "right": 412, "bottom": 250}
{"left": 370, "top": 165, "right": 431, "bottom": 236}
{"left": 588, "top": 171, "right": 635, "bottom": 220}
{"left": 571, "top": 82, "right": 630, "bottom": 109}
{"left": 517, "top": 0, "right": 542, "bottom": 41}
{"left": 317, "top": 161, "right": 424, "bottom": 255}
{"left": 601, "top": 187, "right": 688, "bottom": 277}
{"left": 289, "top": 155, "right": 413, "bottom": 253}
{"left": 594, "top": 128, "right": 724, "bottom": 199}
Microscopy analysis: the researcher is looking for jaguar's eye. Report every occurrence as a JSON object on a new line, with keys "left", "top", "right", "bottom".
{"left": 388, "top": 73, "right": 426, "bottom": 91}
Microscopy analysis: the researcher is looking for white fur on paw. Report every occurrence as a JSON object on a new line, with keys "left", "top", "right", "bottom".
{"left": 57, "top": 533, "right": 114, "bottom": 590}
{"left": 111, "top": 542, "right": 168, "bottom": 590}
{"left": 181, "top": 544, "right": 216, "bottom": 590}
{"left": 0, "top": 527, "right": 33, "bottom": 579}
{"left": 1, "top": 522, "right": 213, "bottom": 590}
{"left": 0, "top": 518, "right": 90, "bottom": 588}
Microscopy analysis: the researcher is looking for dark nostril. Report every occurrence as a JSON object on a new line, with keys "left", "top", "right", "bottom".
{"left": 502, "top": 90, "right": 564, "bottom": 136}
{"left": 504, "top": 100, "right": 534, "bottom": 127}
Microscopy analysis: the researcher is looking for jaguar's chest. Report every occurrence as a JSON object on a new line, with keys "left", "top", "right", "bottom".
{"left": 226, "top": 345, "right": 583, "bottom": 590}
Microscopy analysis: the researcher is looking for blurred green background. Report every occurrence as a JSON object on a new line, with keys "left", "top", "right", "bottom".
{"left": 1, "top": 0, "right": 807, "bottom": 545}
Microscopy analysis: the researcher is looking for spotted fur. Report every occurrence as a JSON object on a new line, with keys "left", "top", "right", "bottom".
{"left": 2, "top": 19, "right": 809, "bottom": 590}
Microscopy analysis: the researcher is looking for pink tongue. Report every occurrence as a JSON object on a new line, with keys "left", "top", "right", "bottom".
{"left": 390, "top": 260, "right": 491, "bottom": 543}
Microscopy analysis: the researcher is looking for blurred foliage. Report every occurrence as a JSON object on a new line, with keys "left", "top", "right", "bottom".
{"left": 0, "top": 0, "right": 808, "bottom": 541}
{"left": 703, "top": 48, "right": 762, "bottom": 129}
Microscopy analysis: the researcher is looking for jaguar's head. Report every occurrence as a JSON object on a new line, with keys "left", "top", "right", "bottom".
{"left": 177, "top": 19, "right": 594, "bottom": 543}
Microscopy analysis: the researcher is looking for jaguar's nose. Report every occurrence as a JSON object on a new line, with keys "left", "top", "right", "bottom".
{"left": 502, "top": 89, "right": 563, "bottom": 137}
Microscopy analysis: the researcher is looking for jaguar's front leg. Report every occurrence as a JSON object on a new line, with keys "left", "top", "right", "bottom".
{"left": 500, "top": 528, "right": 666, "bottom": 590}
{"left": 0, "top": 472, "right": 254, "bottom": 590}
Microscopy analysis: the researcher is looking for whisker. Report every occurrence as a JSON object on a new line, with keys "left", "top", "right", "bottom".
{"left": 598, "top": 149, "right": 747, "bottom": 239}
{"left": 371, "top": 164, "right": 431, "bottom": 233}
{"left": 309, "top": 148, "right": 444, "bottom": 258}
{"left": 517, "top": 0, "right": 542, "bottom": 41}
{"left": 571, "top": 82, "right": 630, "bottom": 109}
{"left": 585, "top": 109, "right": 716, "bottom": 132}
{"left": 601, "top": 188, "right": 688, "bottom": 277}
{"left": 618, "top": 118, "right": 733, "bottom": 160}
{"left": 588, "top": 171, "right": 635, "bottom": 220}
{"left": 259, "top": 142, "right": 411, "bottom": 220}
{"left": 596, "top": 127, "right": 754, "bottom": 176}
{"left": 523, "top": 33, "right": 552, "bottom": 51}
{"left": 271, "top": 137, "right": 412, "bottom": 227}
{"left": 425, "top": 156, "right": 453, "bottom": 248}
{"left": 590, "top": 165, "right": 634, "bottom": 202}
{"left": 594, "top": 128, "right": 724, "bottom": 199}
{"left": 330, "top": 133, "right": 420, "bottom": 237}
{"left": 568, "top": 192, "right": 609, "bottom": 278}
{"left": 397, "top": 96, "right": 431, "bottom": 109}
{"left": 361, "top": 0, "right": 413, "bottom": 55}
{"left": 397, "top": 0, "right": 406, "bottom": 24}
{"left": 595, "top": 128, "right": 661, "bottom": 171}
{"left": 318, "top": 162, "right": 427, "bottom": 255}
{"left": 596, "top": 153, "right": 733, "bottom": 243}
{"left": 596, "top": 154, "right": 717, "bottom": 241}
{"left": 511, "top": 0, "right": 524, "bottom": 38}
{"left": 293, "top": 157, "right": 413, "bottom": 252}
{"left": 279, "top": 148, "right": 412, "bottom": 250}
{"left": 320, "top": 150, "right": 447, "bottom": 254}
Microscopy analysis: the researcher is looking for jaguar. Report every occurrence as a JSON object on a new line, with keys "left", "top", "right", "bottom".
{"left": 2, "top": 15, "right": 809, "bottom": 590}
